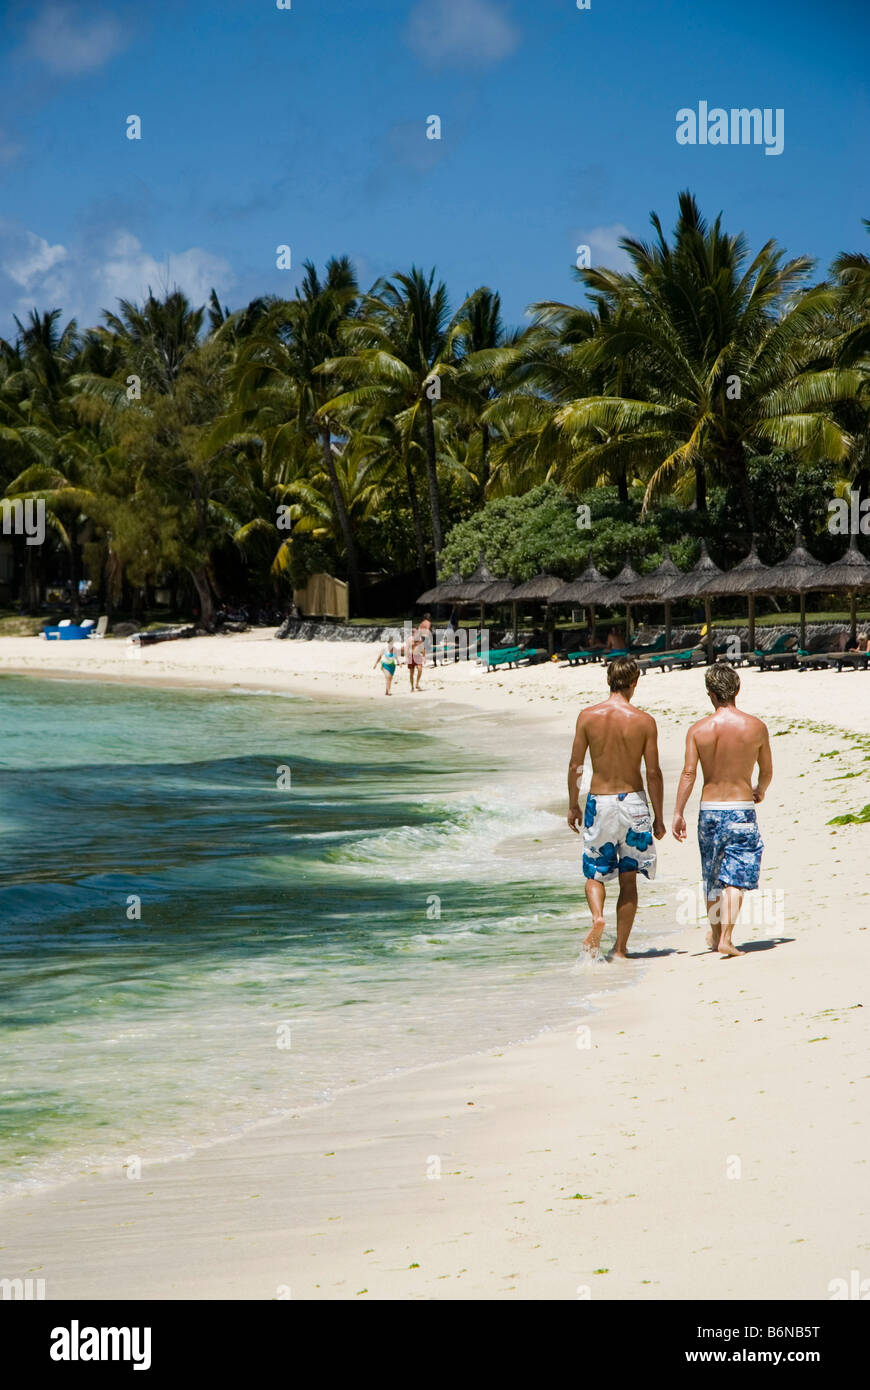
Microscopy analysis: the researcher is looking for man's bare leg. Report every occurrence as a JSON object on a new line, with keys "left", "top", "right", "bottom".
{"left": 705, "top": 896, "right": 722, "bottom": 951}
{"left": 583, "top": 878, "right": 606, "bottom": 954}
{"left": 613, "top": 871, "right": 638, "bottom": 959}
{"left": 718, "top": 885, "right": 746, "bottom": 957}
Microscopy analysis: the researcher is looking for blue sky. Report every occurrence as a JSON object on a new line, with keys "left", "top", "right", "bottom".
{"left": 0, "top": 0, "right": 867, "bottom": 337}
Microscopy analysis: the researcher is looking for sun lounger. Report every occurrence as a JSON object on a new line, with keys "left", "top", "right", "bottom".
{"left": 747, "top": 633, "right": 800, "bottom": 669}
{"left": 562, "top": 646, "right": 607, "bottom": 666}
{"left": 797, "top": 650, "right": 870, "bottom": 672}
{"left": 646, "top": 647, "right": 705, "bottom": 672}
{"left": 482, "top": 645, "right": 545, "bottom": 671}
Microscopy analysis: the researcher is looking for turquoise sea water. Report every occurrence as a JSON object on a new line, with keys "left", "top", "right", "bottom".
{"left": 0, "top": 676, "right": 637, "bottom": 1195}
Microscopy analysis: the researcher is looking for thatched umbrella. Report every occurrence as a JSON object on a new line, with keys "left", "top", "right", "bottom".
{"left": 661, "top": 540, "right": 723, "bottom": 661}
{"left": 699, "top": 540, "right": 771, "bottom": 650}
{"left": 548, "top": 564, "right": 612, "bottom": 643}
{"left": 591, "top": 559, "right": 644, "bottom": 646}
{"left": 762, "top": 529, "right": 825, "bottom": 648}
{"left": 416, "top": 569, "right": 465, "bottom": 605}
{"left": 450, "top": 559, "right": 502, "bottom": 626}
{"left": 818, "top": 534, "right": 870, "bottom": 642}
{"left": 506, "top": 572, "right": 564, "bottom": 655}
{"left": 477, "top": 578, "right": 516, "bottom": 604}
{"left": 622, "top": 547, "right": 683, "bottom": 649}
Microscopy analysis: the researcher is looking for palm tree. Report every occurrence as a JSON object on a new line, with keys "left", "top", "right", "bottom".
{"left": 232, "top": 259, "right": 364, "bottom": 609}
{"left": 559, "top": 193, "right": 858, "bottom": 527}
{"left": 100, "top": 290, "right": 204, "bottom": 395}
{"left": 322, "top": 267, "right": 465, "bottom": 566}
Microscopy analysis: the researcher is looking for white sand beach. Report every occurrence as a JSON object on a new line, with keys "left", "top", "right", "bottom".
{"left": 1, "top": 634, "right": 868, "bottom": 1299}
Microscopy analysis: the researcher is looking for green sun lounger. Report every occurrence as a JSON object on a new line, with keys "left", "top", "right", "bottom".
{"left": 563, "top": 647, "right": 607, "bottom": 666}
{"left": 647, "top": 647, "right": 703, "bottom": 672}
{"left": 483, "top": 645, "right": 545, "bottom": 671}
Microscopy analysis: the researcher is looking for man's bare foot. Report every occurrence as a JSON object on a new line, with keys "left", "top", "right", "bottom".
{"left": 718, "top": 941, "right": 745, "bottom": 958}
{"left": 583, "top": 917, "right": 605, "bottom": 954}
{"left": 611, "top": 949, "right": 631, "bottom": 961}
{"left": 705, "top": 926, "right": 721, "bottom": 951}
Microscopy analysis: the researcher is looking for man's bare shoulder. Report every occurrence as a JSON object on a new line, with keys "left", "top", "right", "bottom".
{"left": 578, "top": 699, "right": 610, "bottom": 721}
{"left": 741, "top": 710, "right": 769, "bottom": 737}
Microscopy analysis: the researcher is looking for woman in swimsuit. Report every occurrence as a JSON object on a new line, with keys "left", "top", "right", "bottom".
{"left": 373, "top": 638, "right": 398, "bottom": 695}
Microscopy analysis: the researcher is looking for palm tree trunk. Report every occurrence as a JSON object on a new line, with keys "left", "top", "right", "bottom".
{"left": 694, "top": 460, "right": 707, "bottom": 514}
{"left": 478, "top": 424, "right": 490, "bottom": 503}
{"left": 617, "top": 465, "right": 629, "bottom": 505}
{"left": 423, "top": 397, "right": 443, "bottom": 554}
{"left": 190, "top": 565, "right": 215, "bottom": 630}
{"left": 404, "top": 453, "right": 428, "bottom": 583}
{"left": 319, "top": 425, "right": 361, "bottom": 614}
{"left": 69, "top": 530, "right": 81, "bottom": 621}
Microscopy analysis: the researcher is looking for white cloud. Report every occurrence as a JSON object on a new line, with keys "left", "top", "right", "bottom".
{"left": 23, "top": 2, "right": 126, "bottom": 75}
{"left": 405, "top": 0, "right": 520, "bottom": 69}
{"left": 578, "top": 223, "right": 634, "bottom": 274}
{"left": 0, "top": 224, "right": 233, "bottom": 331}
{"left": 4, "top": 230, "right": 68, "bottom": 289}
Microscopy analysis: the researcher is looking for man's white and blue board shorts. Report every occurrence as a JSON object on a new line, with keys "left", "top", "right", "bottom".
{"left": 697, "top": 802, "right": 763, "bottom": 901}
{"left": 582, "top": 791, "right": 656, "bottom": 882}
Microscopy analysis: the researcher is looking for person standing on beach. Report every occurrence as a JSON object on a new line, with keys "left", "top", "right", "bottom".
{"left": 567, "top": 657, "right": 665, "bottom": 959}
{"left": 671, "top": 664, "right": 772, "bottom": 958}
{"left": 373, "top": 637, "right": 398, "bottom": 695}
{"left": 407, "top": 627, "right": 426, "bottom": 691}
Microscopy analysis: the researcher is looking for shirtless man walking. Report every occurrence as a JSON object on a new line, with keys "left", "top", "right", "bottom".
{"left": 567, "top": 657, "right": 665, "bottom": 959}
{"left": 672, "top": 664, "right": 772, "bottom": 957}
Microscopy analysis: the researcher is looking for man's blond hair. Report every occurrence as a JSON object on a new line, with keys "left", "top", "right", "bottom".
{"left": 607, "top": 656, "right": 640, "bottom": 692}
{"left": 705, "top": 662, "right": 740, "bottom": 704}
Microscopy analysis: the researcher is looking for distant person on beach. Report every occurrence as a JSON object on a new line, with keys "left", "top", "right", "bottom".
{"left": 407, "top": 627, "right": 426, "bottom": 691}
{"left": 567, "top": 657, "right": 665, "bottom": 960}
{"left": 671, "top": 664, "right": 772, "bottom": 958}
{"left": 605, "top": 626, "right": 624, "bottom": 651}
{"left": 373, "top": 638, "right": 398, "bottom": 695}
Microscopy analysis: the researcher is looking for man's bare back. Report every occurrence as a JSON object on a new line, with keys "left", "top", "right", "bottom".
{"left": 691, "top": 705, "right": 771, "bottom": 803}
{"left": 578, "top": 699, "right": 656, "bottom": 795}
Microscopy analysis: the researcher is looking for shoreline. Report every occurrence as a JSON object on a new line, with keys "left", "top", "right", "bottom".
{"left": 1, "top": 638, "right": 868, "bottom": 1298}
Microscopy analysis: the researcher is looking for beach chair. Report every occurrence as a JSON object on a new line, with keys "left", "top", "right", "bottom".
{"left": 748, "top": 633, "right": 799, "bottom": 670}
{"left": 798, "top": 649, "right": 870, "bottom": 673}
{"left": 483, "top": 645, "right": 520, "bottom": 671}
{"left": 646, "top": 646, "right": 704, "bottom": 673}
{"left": 562, "top": 646, "right": 607, "bottom": 666}
{"left": 91, "top": 615, "right": 109, "bottom": 639}
{"left": 629, "top": 632, "right": 667, "bottom": 656}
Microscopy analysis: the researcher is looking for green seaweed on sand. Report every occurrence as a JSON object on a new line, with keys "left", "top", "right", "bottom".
{"left": 828, "top": 805, "right": 870, "bottom": 825}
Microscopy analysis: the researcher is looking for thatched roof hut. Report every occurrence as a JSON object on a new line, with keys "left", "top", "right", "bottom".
{"left": 699, "top": 541, "right": 771, "bottom": 650}
{"left": 548, "top": 564, "right": 612, "bottom": 605}
{"left": 450, "top": 559, "right": 500, "bottom": 602}
{"left": 662, "top": 540, "right": 723, "bottom": 600}
{"left": 506, "top": 572, "right": 565, "bottom": 602}
{"left": 820, "top": 535, "right": 870, "bottom": 593}
{"left": 763, "top": 532, "right": 825, "bottom": 595}
{"left": 592, "top": 559, "right": 644, "bottom": 608}
{"left": 622, "top": 547, "right": 683, "bottom": 602}
{"left": 416, "top": 569, "right": 465, "bottom": 604}
{"left": 700, "top": 542, "right": 770, "bottom": 597}
{"left": 476, "top": 578, "right": 516, "bottom": 604}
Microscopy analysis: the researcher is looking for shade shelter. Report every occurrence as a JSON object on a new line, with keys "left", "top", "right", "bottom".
{"left": 661, "top": 540, "right": 723, "bottom": 661}
{"left": 818, "top": 535, "right": 870, "bottom": 643}
{"left": 548, "top": 564, "right": 612, "bottom": 643}
{"left": 591, "top": 559, "right": 644, "bottom": 646}
{"left": 416, "top": 569, "right": 465, "bottom": 606}
{"left": 699, "top": 541, "right": 771, "bottom": 651}
{"left": 762, "top": 531, "right": 825, "bottom": 649}
{"left": 506, "top": 572, "right": 564, "bottom": 655}
{"left": 449, "top": 559, "right": 502, "bottom": 626}
{"left": 622, "top": 547, "right": 683, "bottom": 649}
